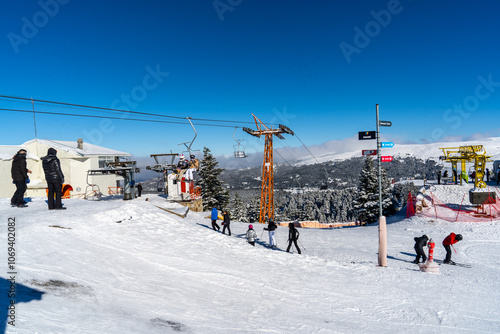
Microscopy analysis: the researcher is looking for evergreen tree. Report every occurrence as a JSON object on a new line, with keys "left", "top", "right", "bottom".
{"left": 354, "top": 157, "right": 392, "bottom": 224}
{"left": 197, "top": 147, "right": 229, "bottom": 210}
{"left": 230, "top": 192, "right": 246, "bottom": 222}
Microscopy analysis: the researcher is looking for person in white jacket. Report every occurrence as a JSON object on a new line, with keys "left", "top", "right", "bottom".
{"left": 246, "top": 225, "right": 257, "bottom": 246}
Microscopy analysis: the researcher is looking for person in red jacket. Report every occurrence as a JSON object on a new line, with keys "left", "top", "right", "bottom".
{"left": 442, "top": 233, "right": 463, "bottom": 264}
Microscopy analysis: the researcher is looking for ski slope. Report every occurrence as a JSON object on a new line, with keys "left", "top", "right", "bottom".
{"left": 1, "top": 186, "right": 500, "bottom": 333}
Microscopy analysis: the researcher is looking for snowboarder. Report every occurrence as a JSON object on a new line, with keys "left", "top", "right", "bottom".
{"left": 263, "top": 218, "right": 277, "bottom": 248}
{"left": 222, "top": 210, "right": 231, "bottom": 236}
{"left": 185, "top": 154, "right": 199, "bottom": 181}
{"left": 246, "top": 225, "right": 257, "bottom": 246}
{"left": 286, "top": 222, "right": 301, "bottom": 254}
{"left": 211, "top": 206, "right": 220, "bottom": 231}
{"left": 11, "top": 149, "right": 31, "bottom": 208}
{"left": 413, "top": 234, "right": 429, "bottom": 264}
{"left": 442, "top": 233, "right": 462, "bottom": 264}
{"left": 137, "top": 183, "right": 143, "bottom": 197}
{"left": 42, "top": 148, "right": 66, "bottom": 210}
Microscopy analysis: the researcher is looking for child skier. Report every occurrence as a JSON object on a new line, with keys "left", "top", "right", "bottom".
{"left": 246, "top": 225, "right": 257, "bottom": 246}
{"left": 413, "top": 234, "right": 429, "bottom": 264}
{"left": 286, "top": 222, "right": 301, "bottom": 254}
{"left": 442, "top": 233, "right": 463, "bottom": 264}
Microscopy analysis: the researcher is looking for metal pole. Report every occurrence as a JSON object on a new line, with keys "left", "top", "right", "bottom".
{"left": 376, "top": 104, "right": 387, "bottom": 267}
{"left": 376, "top": 104, "right": 382, "bottom": 217}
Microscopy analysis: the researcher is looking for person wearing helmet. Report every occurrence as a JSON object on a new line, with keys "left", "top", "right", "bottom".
{"left": 185, "top": 154, "right": 199, "bottom": 181}
{"left": 442, "top": 233, "right": 463, "bottom": 264}
{"left": 286, "top": 222, "right": 301, "bottom": 254}
{"left": 264, "top": 218, "right": 278, "bottom": 248}
{"left": 413, "top": 234, "right": 429, "bottom": 264}
{"left": 246, "top": 225, "right": 257, "bottom": 246}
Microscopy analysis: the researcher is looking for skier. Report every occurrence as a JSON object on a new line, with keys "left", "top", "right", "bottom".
{"left": 246, "top": 225, "right": 257, "bottom": 246}
{"left": 286, "top": 222, "right": 301, "bottom": 254}
{"left": 11, "top": 149, "right": 31, "bottom": 208}
{"left": 263, "top": 218, "right": 277, "bottom": 248}
{"left": 42, "top": 148, "right": 66, "bottom": 210}
{"left": 185, "top": 154, "right": 199, "bottom": 181}
{"left": 413, "top": 234, "right": 429, "bottom": 264}
{"left": 222, "top": 210, "right": 231, "bottom": 236}
{"left": 442, "top": 233, "right": 463, "bottom": 264}
{"left": 211, "top": 206, "right": 220, "bottom": 231}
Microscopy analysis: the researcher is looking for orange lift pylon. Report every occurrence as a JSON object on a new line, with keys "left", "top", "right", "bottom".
{"left": 243, "top": 114, "right": 294, "bottom": 224}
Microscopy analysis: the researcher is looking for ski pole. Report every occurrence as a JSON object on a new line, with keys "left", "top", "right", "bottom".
{"left": 298, "top": 239, "right": 306, "bottom": 251}
{"left": 260, "top": 229, "right": 265, "bottom": 240}
{"left": 452, "top": 244, "right": 457, "bottom": 254}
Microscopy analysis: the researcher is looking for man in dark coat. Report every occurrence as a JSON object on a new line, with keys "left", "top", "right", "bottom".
{"left": 413, "top": 234, "right": 429, "bottom": 264}
{"left": 42, "top": 148, "right": 65, "bottom": 210}
{"left": 137, "top": 183, "right": 143, "bottom": 197}
{"left": 222, "top": 210, "right": 231, "bottom": 236}
{"left": 11, "top": 149, "right": 31, "bottom": 207}
{"left": 286, "top": 222, "right": 301, "bottom": 254}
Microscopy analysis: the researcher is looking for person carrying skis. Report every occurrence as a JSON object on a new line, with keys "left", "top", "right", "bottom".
{"left": 246, "top": 225, "right": 257, "bottom": 246}
{"left": 413, "top": 234, "right": 429, "bottom": 264}
{"left": 442, "top": 233, "right": 462, "bottom": 264}
{"left": 286, "top": 222, "right": 301, "bottom": 254}
{"left": 222, "top": 210, "right": 231, "bottom": 236}
{"left": 264, "top": 218, "right": 277, "bottom": 248}
{"left": 211, "top": 206, "right": 220, "bottom": 231}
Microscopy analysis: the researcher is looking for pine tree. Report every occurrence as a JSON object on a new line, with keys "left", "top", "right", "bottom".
{"left": 354, "top": 157, "right": 392, "bottom": 224}
{"left": 197, "top": 147, "right": 229, "bottom": 210}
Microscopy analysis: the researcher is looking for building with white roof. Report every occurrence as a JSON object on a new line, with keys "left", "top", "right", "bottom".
{"left": 0, "top": 138, "right": 130, "bottom": 199}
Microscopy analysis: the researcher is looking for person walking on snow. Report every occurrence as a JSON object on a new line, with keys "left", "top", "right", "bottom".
{"left": 286, "top": 222, "right": 301, "bottom": 254}
{"left": 442, "top": 233, "right": 462, "bottom": 264}
{"left": 246, "top": 225, "right": 257, "bottom": 246}
{"left": 413, "top": 234, "right": 429, "bottom": 264}
{"left": 11, "top": 149, "right": 31, "bottom": 208}
{"left": 211, "top": 206, "right": 220, "bottom": 231}
{"left": 486, "top": 168, "right": 490, "bottom": 182}
{"left": 222, "top": 210, "right": 231, "bottom": 236}
{"left": 264, "top": 218, "right": 278, "bottom": 248}
{"left": 42, "top": 148, "right": 66, "bottom": 210}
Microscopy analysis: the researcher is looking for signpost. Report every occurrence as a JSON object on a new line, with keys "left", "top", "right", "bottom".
{"left": 381, "top": 156, "right": 393, "bottom": 162}
{"left": 358, "top": 131, "right": 376, "bottom": 140}
{"left": 362, "top": 150, "right": 377, "bottom": 156}
{"left": 381, "top": 142, "right": 394, "bottom": 148}
{"left": 379, "top": 120, "right": 392, "bottom": 127}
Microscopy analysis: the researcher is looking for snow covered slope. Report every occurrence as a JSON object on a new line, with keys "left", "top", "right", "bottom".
{"left": 295, "top": 136, "right": 500, "bottom": 165}
{"left": 1, "top": 191, "right": 499, "bottom": 333}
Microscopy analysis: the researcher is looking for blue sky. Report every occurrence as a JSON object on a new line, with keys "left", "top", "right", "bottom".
{"left": 1, "top": 0, "right": 499, "bottom": 167}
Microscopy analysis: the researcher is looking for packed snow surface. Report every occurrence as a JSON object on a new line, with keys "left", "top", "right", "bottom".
{"left": 1, "top": 185, "right": 500, "bottom": 333}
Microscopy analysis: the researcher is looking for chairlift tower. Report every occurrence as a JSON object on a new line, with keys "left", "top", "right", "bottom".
{"left": 243, "top": 114, "right": 294, "bottom": 224}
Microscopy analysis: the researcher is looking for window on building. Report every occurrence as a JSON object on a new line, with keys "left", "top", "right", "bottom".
{"left": 98, "top": 156, "right": 115, "bottom": 168}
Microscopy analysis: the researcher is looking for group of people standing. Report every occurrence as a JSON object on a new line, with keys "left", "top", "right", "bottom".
{"left": 210, "top": 207, "right": 302, "bottom": 254}
{"left": 10, "top": 147, "right": 66, "bottom": 210}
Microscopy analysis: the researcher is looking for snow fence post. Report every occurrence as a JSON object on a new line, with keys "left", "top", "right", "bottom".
{"left": 419, "top": 238, "right": 439, "bottom": 273}
{"left": 378, "top": 216, "right": 387, "bottom": 267}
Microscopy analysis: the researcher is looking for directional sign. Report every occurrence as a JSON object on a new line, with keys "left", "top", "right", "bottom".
{"left": 362, "top": 150, "right": 377, "bottom": 156}
{"left": 381, "top": 142, "right": 394, "bottom": 148}
{"left": 381, "top": 156, "right": 393, "bottom": 162}
{"left": 358, "top": 131, "right": 376, "bottom": 140}
{"left": 379, "top": 120, "right": 392, "bottom": 127}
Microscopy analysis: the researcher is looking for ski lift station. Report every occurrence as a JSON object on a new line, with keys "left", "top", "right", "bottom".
{"left": 0, "top": 138, "right": 131, "bottom": 199}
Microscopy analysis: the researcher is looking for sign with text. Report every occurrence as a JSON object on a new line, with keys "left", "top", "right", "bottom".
{"left": 381, "top": 142, "right": 394, "bottom": 148}
{"left": 362, "top": 150, "right": 377, "bottom": 156}
{"left": 379, "top": 120, "right": 392, "bottom": 127}
{"left": 381, "top": 156, "right": 393, "bottom": 162}
{"left": 358, "top": 131, "right": 376, "bottom": 140}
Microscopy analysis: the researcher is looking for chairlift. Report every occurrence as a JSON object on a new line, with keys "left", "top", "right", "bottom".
{"left": 233, "top": 127, "right": 247, "bottom": 158}
{"left": 178, "top": 117, "right": 200, "bottom": 157}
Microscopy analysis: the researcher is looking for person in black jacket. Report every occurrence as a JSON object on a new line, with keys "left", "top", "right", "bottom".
{"left": 264, "top": 218, "right": 278, "bottom": 248}
{"left": 222, "top": 210, "right": 231, "bottom": 236}
{"left": 11, "top": 149, "right": 31, "bottom": 207}
{"left": 42, "top": 148, "right": 65, "bottom": 210}
{"left": 137, "top": 183, "right": 143, "bottom": 197}
{"left": 286, "top": 222, "right": 301, "bottom": 254}
{"left": 413, "top": 234, "right": 429, "bottom": 264}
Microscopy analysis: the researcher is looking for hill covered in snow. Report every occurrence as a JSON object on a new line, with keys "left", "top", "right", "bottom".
{"left": 1, "top": 186, "right": 499, "bottom": 333}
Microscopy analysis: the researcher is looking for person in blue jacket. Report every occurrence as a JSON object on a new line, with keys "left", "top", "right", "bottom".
{"left": 211, "top": 206, "right": 220, "bottom": 231}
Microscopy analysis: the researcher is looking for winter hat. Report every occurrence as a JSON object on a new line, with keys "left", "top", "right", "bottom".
{"left": 424, "top": 234, "right": 429, "bottom": 239}
{"left": 190, "top": 154, "right": 195, "bottom": 159}
{"left": 249, "top": 225, "right": 253, "bottom": 229}
{"left": 48, "top": 148, "right": 57, "bottom": 155}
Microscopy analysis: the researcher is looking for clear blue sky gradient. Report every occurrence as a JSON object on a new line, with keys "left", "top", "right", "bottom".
{"left": 1, "top": 0, "right": 499, "bottom": 162}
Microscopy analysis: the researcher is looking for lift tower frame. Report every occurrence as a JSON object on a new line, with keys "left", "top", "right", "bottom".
{"left": 243, "top": 114, "right": 294, "bottom": 224}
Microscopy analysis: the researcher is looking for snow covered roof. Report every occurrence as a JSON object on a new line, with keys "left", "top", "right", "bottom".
{"left": 0, "top": 145, "right": 38, "bottom": 161}
{"left": 23, "top": 139, "right": 131, "bottom": 158}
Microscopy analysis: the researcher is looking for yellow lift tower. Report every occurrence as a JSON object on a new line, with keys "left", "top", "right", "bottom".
{"left": 439, "top": 145, "right": 492, "bottom": 188}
